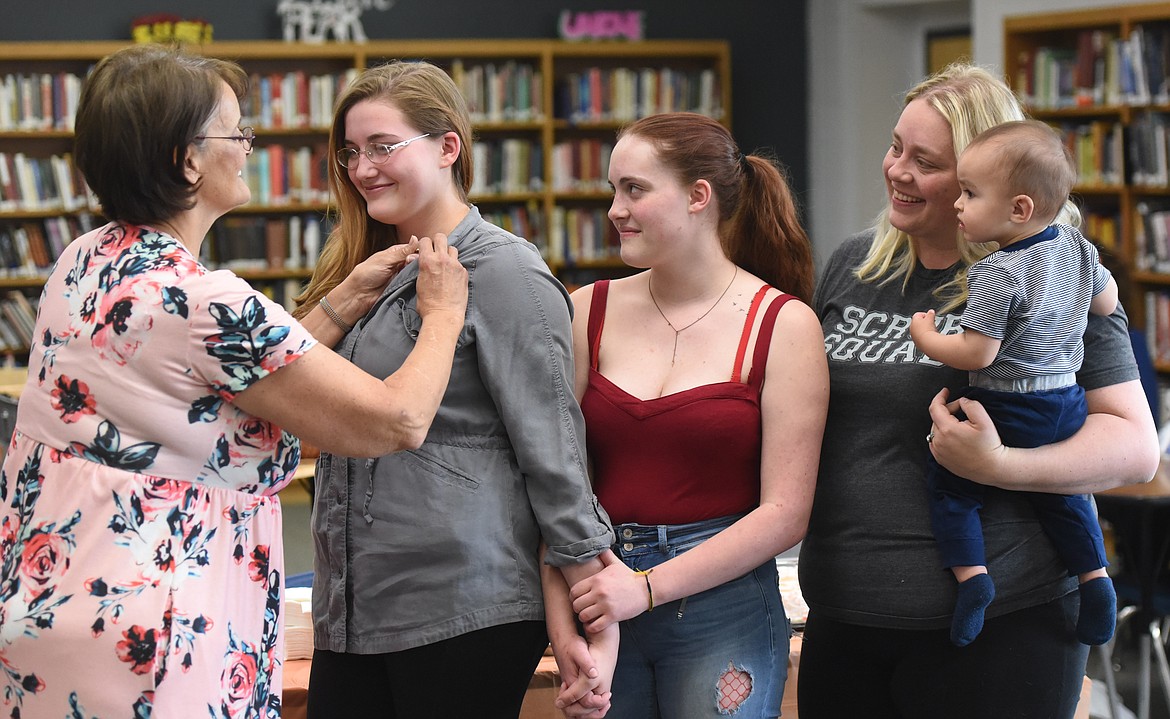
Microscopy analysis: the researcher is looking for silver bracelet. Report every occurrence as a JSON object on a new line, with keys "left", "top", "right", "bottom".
{"left": 319, "top": 296, "right": 354, "bottom": 334}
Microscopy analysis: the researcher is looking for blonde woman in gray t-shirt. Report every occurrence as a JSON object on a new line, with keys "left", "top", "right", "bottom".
{"left": 799, "top": 64, "right": 1157, "bottom": 719}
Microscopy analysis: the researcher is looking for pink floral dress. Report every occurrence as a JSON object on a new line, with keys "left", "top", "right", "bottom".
{"left": 0, "top": 223, "right": 316, "bottom": 718}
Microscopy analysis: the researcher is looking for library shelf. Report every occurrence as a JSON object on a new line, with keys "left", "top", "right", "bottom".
{"left": 0, "top": 37, "right": 730, "bottom": 355}
{"left": 1005, "top": 3, "right": 1170, "bottom": 383}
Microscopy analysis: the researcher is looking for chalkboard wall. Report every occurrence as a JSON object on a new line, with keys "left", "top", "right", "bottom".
{"left": 1, "top": 0, "right": 807, "bottom": 206}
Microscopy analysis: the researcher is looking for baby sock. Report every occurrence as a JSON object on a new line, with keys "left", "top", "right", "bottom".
{"left": 951, "top": 573, "right": 995, "bottom": 647}
{"left": 1076, "top": 576, "right": 1116, "bottom": 645}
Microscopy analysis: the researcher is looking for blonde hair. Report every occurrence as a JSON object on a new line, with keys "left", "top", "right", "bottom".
{"left": 854, "top": 63, "right": 1081, "bottom": 313}
{"left": 293, "top": 61, "right": 472, "bottom": 317}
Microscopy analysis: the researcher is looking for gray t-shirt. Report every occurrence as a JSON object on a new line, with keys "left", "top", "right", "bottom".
{"left": 800, "top": 232, "right": 1138, "bottom": 630}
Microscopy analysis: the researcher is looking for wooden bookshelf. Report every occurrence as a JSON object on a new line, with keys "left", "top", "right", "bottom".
{"left": 1005, "top": 3, "right": 1170, "bottom": 383}
{"left": 0, "top": 38, "right": 731, "bottom": 349}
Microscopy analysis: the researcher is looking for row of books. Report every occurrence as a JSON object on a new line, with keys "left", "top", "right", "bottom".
{"left": 1046, "top": 112, "right": 1170, "bottom": 190}
{"left": 0, "top": 69, "right": 353, "bottom": 135}
{"left": 1017, "top": 24, "right": 1170, "bottom": 110}
{"left": 200, "top": 214, "right": 330, "bottom": 273}
{"left": 476, "top": 204, "right": 632, "bottom": 267}
{"left": 241, "top": 144, "right": 330, "bottom": 208}
{"left": 0, "top": 72, "right": 85, "bottom": 132}
{"left": 240, "top": 70, "right": 358, "bottom": 131}
{"left": 0, "top": 290, "right": 38, "bottom": 353}
{"left": 1134, "top": 201, "right": 1170, "bottom": 272}
{"left": 0, "top": 214, "right": 100, "bottom": 278}
{"left": 478, "top": 203, "right": 631, "bottom": 267}
{"left": 551, "top": 138, "right": 614, "bottom": 193}
{"left": 480, "top": 203, "right": 545, "bottom": 254}
{"left": 0, "top": 146, "right": 334, "bottom": 215}
{"left": 1051, "top": 120, "right": 1124, "bottom": 187}
{"left": 0, "top": 63, "right": 715, "bottom": 135}
{"left": 468, "top": 139, "right": 545, "bottom": 197}
{"left": 450, "top": 60, "right": 544, "bottom": 124}
{"left": 1145, "top": 291, "right": 1170, "bottom": 369}
{"left": 0, "top": 151, "right": 95, "bottom": 213}
{"left": 0, "top": 141, "right": 612, "bottom": 214}
{"left": 547, "top": 206, "right": 620, "bottom": 265}
{"left": 1128, "top": 111, "right": 1170, "bottom": 187}
{"left": 1120, "top": 24, "right": 1170, "bottom": 107}
{"left": 555, "top": 66, "right": 722, "bottom": 124}
{"left": 1083, "top": 210, "right": 1120, "bottom": 253}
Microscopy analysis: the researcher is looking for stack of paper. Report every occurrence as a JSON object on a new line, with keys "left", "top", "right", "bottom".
{"left": 284, "top": 587, "right": 314, "bottom": 660}
{"left": 775, "top": 558, "right": 809, "bottom": 628}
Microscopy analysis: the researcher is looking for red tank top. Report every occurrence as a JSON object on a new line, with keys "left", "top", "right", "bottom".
{"left": 582, "top": 280, "right": 792, "bottom": 525}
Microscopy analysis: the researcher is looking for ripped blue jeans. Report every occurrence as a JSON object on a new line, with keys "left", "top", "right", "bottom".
{"left": 608, "top": 514, "right": 790, "bottom": 718}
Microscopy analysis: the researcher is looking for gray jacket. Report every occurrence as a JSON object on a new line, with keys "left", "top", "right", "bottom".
{"left": 311, "top": 206, "right": 614, "bottom": 653}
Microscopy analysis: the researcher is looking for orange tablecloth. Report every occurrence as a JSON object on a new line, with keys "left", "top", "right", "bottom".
{"left": 283, "top": 658, "right": 311, "bottom": 719}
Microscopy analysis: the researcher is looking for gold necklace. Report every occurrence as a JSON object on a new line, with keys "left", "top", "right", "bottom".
{"left": 648, "top": 266, "right": 738, "bottom": 366}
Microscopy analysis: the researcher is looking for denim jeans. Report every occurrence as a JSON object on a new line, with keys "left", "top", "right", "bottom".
{"left": 608, "top": 514, "right": 790, "bottom": 718}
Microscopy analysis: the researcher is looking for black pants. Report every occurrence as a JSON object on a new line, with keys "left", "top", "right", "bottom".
{"left": 797, "top": 593, "right": 1089, "bottom": 719}
{"left": 306, "top": 620, "right": 548, "bottom": 719}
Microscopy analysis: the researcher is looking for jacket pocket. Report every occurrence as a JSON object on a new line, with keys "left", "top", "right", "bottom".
{"left": 401, "top": 446, "right": 480, "bottom": 492}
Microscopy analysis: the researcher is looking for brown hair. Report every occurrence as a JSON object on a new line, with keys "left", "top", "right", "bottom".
{"left": 73, "top": 44, "right": 247, "bottom": 225}
{"left": 294, "top": 61, "right": 472, "bottom": 316}
{"left": 964, "top": 119, "right": 1076, "bottom": 224}
{"left": 618, "top": 112, "right": 813, "bottom": 303}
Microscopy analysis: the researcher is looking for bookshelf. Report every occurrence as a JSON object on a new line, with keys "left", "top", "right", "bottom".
{"left": 0, "top": 38, "right": 731, "bottom": 353}
{"left": 1004, "top": 3, "right": 1170, "bottom": 387}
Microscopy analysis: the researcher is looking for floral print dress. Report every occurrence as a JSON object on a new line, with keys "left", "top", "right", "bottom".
{"left": 0, "top": 223, "right": 316, "bottom": 718}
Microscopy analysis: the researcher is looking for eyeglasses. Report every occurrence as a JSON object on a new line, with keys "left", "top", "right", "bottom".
{"left": 196, "top": 127, "right": 255, "bottom": 154}
{"left": 336, "top": 133, "right": 431, "bottom": 169}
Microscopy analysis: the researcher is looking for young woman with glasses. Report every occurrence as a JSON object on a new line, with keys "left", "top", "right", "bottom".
{"left": 0, "top": 44, "right": 469, "bottom": 716}
{"left": 292, "top": 61, "right": 617, "bottom": 718}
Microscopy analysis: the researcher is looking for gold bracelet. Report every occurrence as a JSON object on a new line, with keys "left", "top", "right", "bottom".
{"left": 319, "top": 296, "right": 354, "bottom": 334}
{"left": 635, "top": 568, "right": 655, "bottom": 612}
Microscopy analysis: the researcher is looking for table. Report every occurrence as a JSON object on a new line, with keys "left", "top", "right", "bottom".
{"left": 283, "top": 659, "right": 311, "bottom": 719}
{"left": 1095, "top": 463, "right": 1170, "bottom": 719}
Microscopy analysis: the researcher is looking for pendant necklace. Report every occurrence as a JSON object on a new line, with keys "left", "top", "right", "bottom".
{"left": 648, "top": 266, "right": 738, "bottom": 366}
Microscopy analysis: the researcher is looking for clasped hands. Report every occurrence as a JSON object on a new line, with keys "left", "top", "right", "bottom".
{"left": 570, "top": 550, "right": 652, "bottom": 634}
{"left": 554, "top": 552, "right": 653, "bottom": 717}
